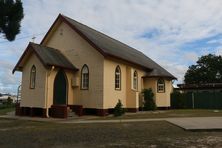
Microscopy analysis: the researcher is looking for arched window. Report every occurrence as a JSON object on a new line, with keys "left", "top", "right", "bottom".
{"left": 157, "top": 79, "right": 165, "bottom": 93}
{"left": 115, "top": 66, "right": 121, "bottom": 90}
{"left": 81, "top": 64, "right": 89, "bottom": 89}
{"left": 133, "top": 71, "right": 138, "bottom": 90}
{"left": 30, "top": 65, "right": 36, "bottom": 89}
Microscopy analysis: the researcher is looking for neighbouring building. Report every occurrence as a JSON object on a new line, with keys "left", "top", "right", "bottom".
{"left": 13, "top": 14, "right": 176, "bottom": 118}
{"left": 176, "top": 83, "right": 222, "bottom": 93}
{"left": 0, "top": 94, "right": 17, "bottom": 104}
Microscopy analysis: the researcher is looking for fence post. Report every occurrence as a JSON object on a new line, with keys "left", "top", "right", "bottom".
{"left": 192, "top": 92, "right": 195, "bottom": 109}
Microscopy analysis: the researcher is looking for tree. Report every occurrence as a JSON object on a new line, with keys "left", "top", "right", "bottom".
{"left": 6, "top": 96, "right": 13, "bottom": 105}
{"left": 0, "top": 0, "right": 24, "bottom": 41}
{"left": 113, "top": 99, "right": 125, "bottom": 117}
{"left": 184, "top": 54, "right": 222, "bottom": 84}
{"left": 142, "top": 88, "right": 156, "bottom": 111}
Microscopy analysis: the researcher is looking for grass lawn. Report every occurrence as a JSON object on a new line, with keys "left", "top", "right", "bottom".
{"left": 95, "top": 109, "right": 222, "bottom": 120}
{"left": 0, "top": 107, "right": 15, "bottom": 115}
{"left": 0, "top": 119, "right": 221, "bottom": 147}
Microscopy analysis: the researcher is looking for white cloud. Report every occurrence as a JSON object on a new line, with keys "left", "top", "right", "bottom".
{"left": 216, "top": 47, "right": 222, "bottom": 55}
{"left": 1, "top": 0, "right": 222, "bottom": 92}
{"left": 183, "top": 52, "right": 199, "bottom": 63}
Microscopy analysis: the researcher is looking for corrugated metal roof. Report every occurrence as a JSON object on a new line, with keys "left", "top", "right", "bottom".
{"left": 30, "top": 43, "right": 77, "bottom": 70}
{"left": 62, "top": 15, "right": 176, "bottom": 79}
{"left": 13, "top": 42, "right": 78, "bottom": 73}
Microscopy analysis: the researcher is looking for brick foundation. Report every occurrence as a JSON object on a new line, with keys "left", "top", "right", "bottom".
{"left": 49, "top": 105, "right": 68, "bottom": 118}
{"left": 15, "top": 104, "right": 141, "bottom": 118}
{"left": 15, "top": 103, "right": 21, "bottom": 116}
{"left": 126, "top": 108, "right": 138, "bottom": 112}
{"left": 68, "top": 105, "right": 83, "bottom": 116}
{"left": 158, "top": 107, "right": 170, "bottom": 110}
{"left": 42, "top": 109, "right": 47, "bottom": 118}
{"left": 16, "top": 106, "right": 47, "bottom": 117}
{"left": 96, "top": 109, "right": 108, "bottom": 116}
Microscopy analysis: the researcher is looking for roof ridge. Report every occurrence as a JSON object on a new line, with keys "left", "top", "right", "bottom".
{"left": 61, "top": 14, "right": 145, "bottom": 55}
{"left": 59, "top": 14, "right": 176, "bottom": 79}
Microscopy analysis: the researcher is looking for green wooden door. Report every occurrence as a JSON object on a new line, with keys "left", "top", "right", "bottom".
{"left": 53, "top": 70, "right": 67, "bottom": 105}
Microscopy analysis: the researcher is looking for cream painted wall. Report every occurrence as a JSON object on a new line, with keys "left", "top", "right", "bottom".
{"left": 20, "top": 53, "right": 47, "bottom": 108}
{"left": 143, "top": 78, "right": 172, "bottom": 107}
{"left": 126, "top": 67, "right": 145, "bottom": 108}
{"left": 103, "top": 59, "right": 127, "bottom": 108}
{"left": 43, "top": 22, "right": 104, "bottom": 109}
{"left": 103, "top": 58, "right": 147, "bottom": 109}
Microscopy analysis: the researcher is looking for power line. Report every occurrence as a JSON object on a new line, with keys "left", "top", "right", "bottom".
{"left": 0, "top": 32, "right": 46, "bottom": 44}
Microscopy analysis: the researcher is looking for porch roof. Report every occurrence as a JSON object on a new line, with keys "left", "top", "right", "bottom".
{"left": 13, "top": 42, "right": 78, "bottom": 73}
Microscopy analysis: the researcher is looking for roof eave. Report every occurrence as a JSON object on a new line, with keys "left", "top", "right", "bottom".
{"left": 105, "top": 53, "right": 152, "bottom": 71}
{"left": 13, "top": 43, "right": 79, "bottom": 74}
{"left": 40, "top": 14, "right": 63, "bottom": 45}
{"left": 142, "top": 75, "right": 177, "bottom": 80}
{"left": 12, "top": 43, "right": 33, "bottom": 74}
{"left": 41, "top": 14, "right": 107, "bottom": 57}
{"left": 61, "top": 15, "right": 108, "bottom": 56}
{"left": 46, "top": 63, "right": 79, "bottom": 71}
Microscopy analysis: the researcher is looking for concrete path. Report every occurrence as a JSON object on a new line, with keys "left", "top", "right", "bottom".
{"left": 166, "top": 117, "right": 222, "bottom": 131}
{"left": 59, "top": 118, "right": 164, "bottom": 124}
{"left": 2, "top": 112, "right": 222, "bottom": 131}
{"left": 59, "top": 117, "right": 222, "bottom": 131}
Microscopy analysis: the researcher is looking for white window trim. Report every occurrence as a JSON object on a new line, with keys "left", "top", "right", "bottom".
{"left": 115, "top": 66, "right": 121, "bottom": 90}
{"left": 131, "top": 70, "right": 138, "bottom": 91}
{"left": 81, "top": 65, "right": 89, "bottom": 90}
{"left": 30, "top": 65, "right": 36, "bottom": 89}
{"left": 157, "top": 79, "right": 165, "bottom": 93}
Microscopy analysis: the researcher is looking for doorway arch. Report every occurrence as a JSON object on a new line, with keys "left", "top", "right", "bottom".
{"left": 53, "top": 70, "right": 67, "bottom": 105}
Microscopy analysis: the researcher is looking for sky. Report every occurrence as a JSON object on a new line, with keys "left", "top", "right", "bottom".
{"left": 1, "top": 0, "right": 222, "bottom": 94}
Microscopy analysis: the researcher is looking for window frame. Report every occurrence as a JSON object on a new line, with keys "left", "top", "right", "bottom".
{"left": 115, "top": 65, "right": 121, "bottom": 90}
{"left": 81, "top": 64, "right": 89, "bottom": 90}
{"left": 29, "top": 65, "right": 36, "bottom": 89}
{"left": 157, "top": 79, "right": 165, "bottom": 93}
{"left": 133, "top": 70, "right": 138, "bottom": 90}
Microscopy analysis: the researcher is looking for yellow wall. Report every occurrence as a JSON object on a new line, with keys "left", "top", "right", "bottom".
{"left": 103, "top": 58, "right": 146, "bottom": 109}
{"left": 43, "top": 22, "right": 104, "bottom": 109}
{"left": 143, "top": 78, "right": 172, "bottom": 107}
{"left": 20, "top": 53, "right": 47, "bottom": 108}
{"left": 103, "top": 58, "right": 173, "bottom": 109}
{"left": 103, "top": 59, "right": 127, "bottom": 108}
{"left": 126, "top": 67, "right": 145, "bottom": 108}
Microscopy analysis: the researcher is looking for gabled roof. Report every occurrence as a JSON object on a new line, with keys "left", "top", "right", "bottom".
{"left": 43, "top": 14, "right": 176, "bottom": 79}
{"left": 13, "top": 42, "right": 78, "bottom": 73}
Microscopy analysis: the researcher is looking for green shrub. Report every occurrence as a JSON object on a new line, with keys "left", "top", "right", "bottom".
{"left": 113, "top": 99, "right": 125, "bottom": 117}
{"left": 142, "top": 88, "right": 156, "bottom": 111}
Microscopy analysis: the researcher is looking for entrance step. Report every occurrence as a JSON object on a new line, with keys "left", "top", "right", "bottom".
{"left": 68, "top": 112, "right": 77, "bottom": 117}
{"left": 67, "top": 107, "right": 76, "bottom": 117}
